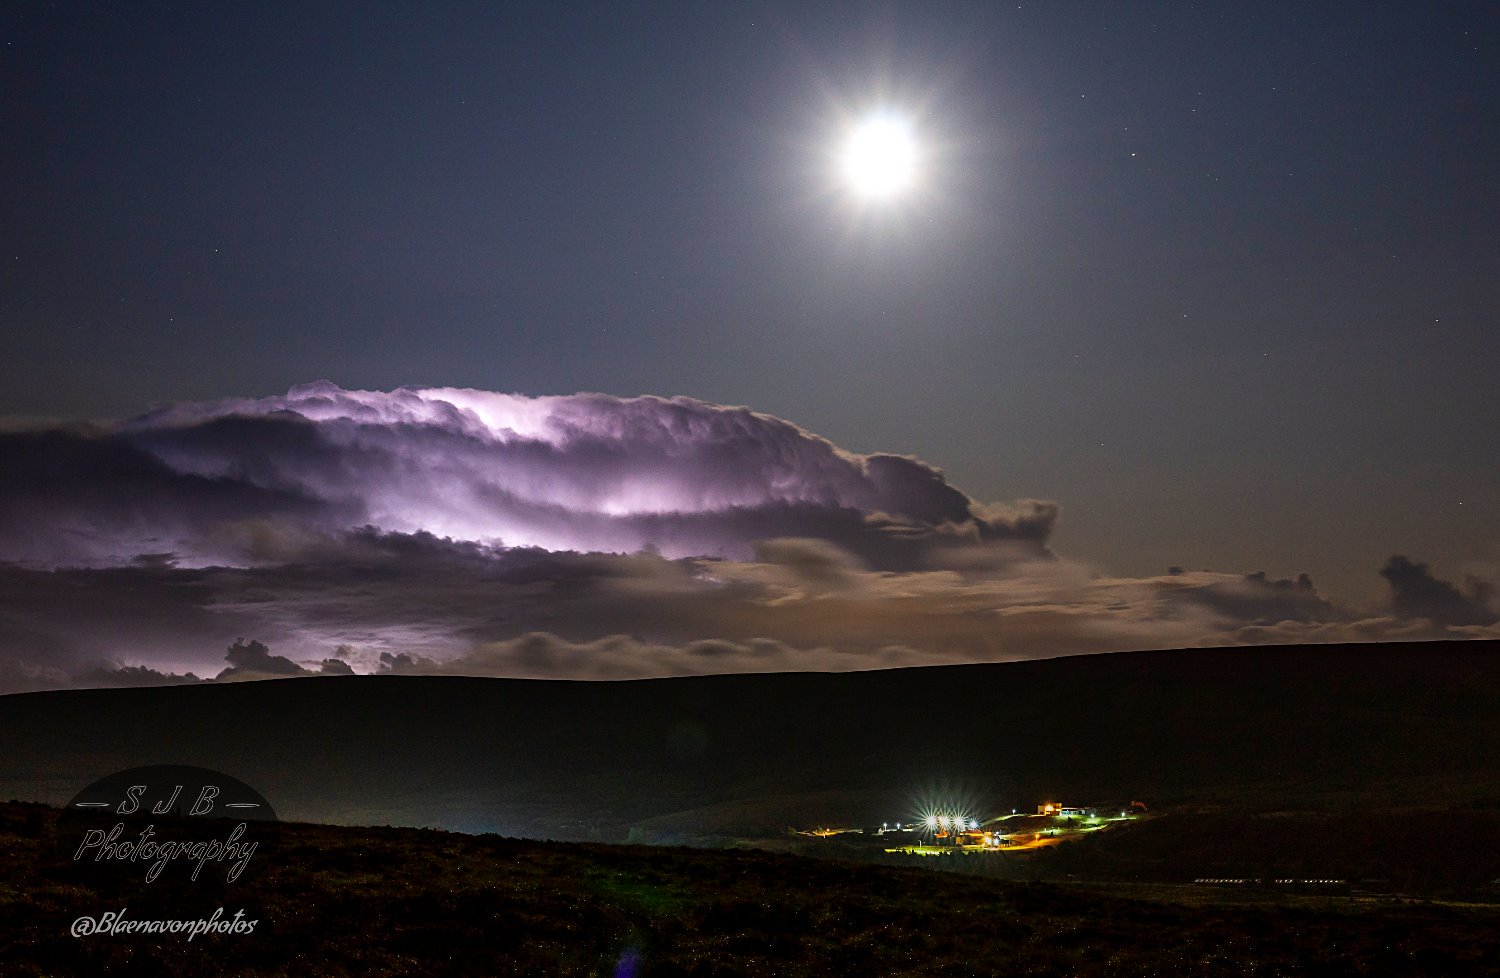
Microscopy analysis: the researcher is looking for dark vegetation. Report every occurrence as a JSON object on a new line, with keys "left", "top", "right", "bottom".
{"left": 3, "top": 801, "right": 1498, "bottom": 977}
{"left": 1030, "top": 810, "right": 1500, "bottom": 895}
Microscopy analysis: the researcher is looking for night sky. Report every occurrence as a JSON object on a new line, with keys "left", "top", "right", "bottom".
{"left": 2, "top": 3, "right": 1497, "bottom": 689}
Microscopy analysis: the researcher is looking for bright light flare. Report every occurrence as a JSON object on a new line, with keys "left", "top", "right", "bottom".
{"left": 840, "top": 112, "right": 918, "bottom": 198}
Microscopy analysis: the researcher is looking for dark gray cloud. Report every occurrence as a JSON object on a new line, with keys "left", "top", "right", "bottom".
{"left": 1172, "top": 570, "right": 1336, "bottom": 625}
{"left": 0, "top": 425, "right": 338, "bottom": 567}
{"left": 1380, "top": 555, "right": 1498, "bottom": 627}
{"left": 3, "top": 527, "right": 1496, "bottom": 694}
{"left": 210, "top": 638, "right": 354, "bottom": 681}
{"left": 318, "top": 650, "right": 357, "bottom": 675}
{"left": 70, "top": 664, "right": 205, "bottom": 688}
{"left": 217, "top": 638, "right": 307, "bottom": 680}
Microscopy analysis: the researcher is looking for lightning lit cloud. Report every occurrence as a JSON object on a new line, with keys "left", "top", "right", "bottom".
{"left": 1, "top": 381, "right": 1053, "bottom": 569}
{"left": 0, "top": 384, "right": 1494, "bottom": 693}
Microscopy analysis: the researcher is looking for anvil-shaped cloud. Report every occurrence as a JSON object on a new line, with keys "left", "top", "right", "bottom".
{"left": 1, "top": 381, "right": 1054, "bottom": 569}
{"left": 0, "top": 384, "right": 1494, "bottom": 692}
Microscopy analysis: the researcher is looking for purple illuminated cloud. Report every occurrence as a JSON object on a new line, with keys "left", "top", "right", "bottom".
{"left": 0, "top": 384, "right": 1494, "bottom": 693}
{"left": 1, "top": 382, "right": 1054, "bottom": 569}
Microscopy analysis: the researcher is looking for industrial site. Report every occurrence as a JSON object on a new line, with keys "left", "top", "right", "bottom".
{"left": 801, "top": 801, "right": 1150, "bottom": 856}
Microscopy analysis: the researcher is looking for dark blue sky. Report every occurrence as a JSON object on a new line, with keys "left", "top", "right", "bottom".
{"left": 4, "top": 1, "right": 1497, "bottom": 599}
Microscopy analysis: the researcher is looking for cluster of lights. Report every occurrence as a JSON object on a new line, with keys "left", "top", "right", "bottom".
{"left": 921, "top": 813, "right": 979, "bottom": 832}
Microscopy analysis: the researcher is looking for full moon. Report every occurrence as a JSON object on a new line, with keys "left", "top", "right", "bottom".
{"left": 840, "top": 112, "right": 918, "bottom": 198}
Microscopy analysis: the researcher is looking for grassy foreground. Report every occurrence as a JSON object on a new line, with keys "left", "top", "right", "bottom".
{"left": 3, "top": 802, "right": 1498, "bottom": 976}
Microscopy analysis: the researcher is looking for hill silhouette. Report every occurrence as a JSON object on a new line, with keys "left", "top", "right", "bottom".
{"left": 2, "top": 641, "right": 1496, "bottom": 841}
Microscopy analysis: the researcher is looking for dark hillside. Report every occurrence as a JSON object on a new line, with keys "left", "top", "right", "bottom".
{"left": 3, "top": 801, "right": 1497, "bottom": 977}
{"left": 2, "top": 641, "right": 1496, "bottom": 839}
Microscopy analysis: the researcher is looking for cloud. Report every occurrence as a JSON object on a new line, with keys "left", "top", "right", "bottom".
{"left": 0, "top": 383, "right": 1050, "bottom": 570}
{"left": 0, "top": 383, "right": 1494, "bottom": 693}
{"left": 7, "top": 525, "right": 1491, "bottom": 694}
{"left": 216, "top": 638, "right": 308, "bottom": 681}
{"left": 64, "top": 637, "right": 357, "bottom": 689}
{"left": 1226, "top": 616, "right": 1500, "bottom": 646}
{"left": 69, "top": 664, "right": 205, "bottom": 688}
{"left": 1170, "top": 570, "right": 1336, "bottom": 624}
{"left": 376, "top": 634, "right": 885, "bottom": 681}
{"left": 318, "top": 652, "right": 357, "bottom": 676}
{"left": 1380, "top": 555, "right": 1498, "bottom": 627}
{"left": 0, "top": 424, "right": 339, "bottom": 568}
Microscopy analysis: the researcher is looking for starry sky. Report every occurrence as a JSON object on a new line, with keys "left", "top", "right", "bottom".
{"left": 1, "top": 2, "right": 1498, "bottom": 689}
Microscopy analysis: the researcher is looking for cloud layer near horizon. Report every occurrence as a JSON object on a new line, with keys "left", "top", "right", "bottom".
{"left": 0, "top": 384, "right": 1495, "bottom": 692}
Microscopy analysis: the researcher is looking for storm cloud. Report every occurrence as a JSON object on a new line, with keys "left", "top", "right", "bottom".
{"left": 1, "top": 384, "right": 1495, "bottom": 692}
{"left": 1380, "top": 555, "right": 1498, "bottom": 627}
{"left": 0, "top": 382, "right": 1053, "bottom": 570}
